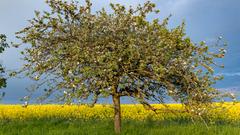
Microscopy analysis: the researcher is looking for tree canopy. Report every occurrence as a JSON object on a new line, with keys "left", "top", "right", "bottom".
{"left": 0, "top": 34, "right": 8, "bottom": 100}
{"left": 15, "top": 0, "right": 230, "bottom": 133}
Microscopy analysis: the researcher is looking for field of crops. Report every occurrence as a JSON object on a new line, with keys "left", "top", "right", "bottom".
{"left": 0, "top": 103, "right": 240, "bottom": 135}
{"left": 0, "top": 103, "right": 239, "bottom": 121}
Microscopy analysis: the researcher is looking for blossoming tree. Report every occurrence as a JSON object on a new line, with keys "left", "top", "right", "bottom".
{"left": 15, "top": 0, "right": 229, "bottom": 133}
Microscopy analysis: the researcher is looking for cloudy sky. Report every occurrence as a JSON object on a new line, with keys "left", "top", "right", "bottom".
{"left": 0, "top": 0, "right": 240, "bottom": 103}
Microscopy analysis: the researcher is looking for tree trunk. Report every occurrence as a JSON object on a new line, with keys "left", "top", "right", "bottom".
{"left": 113, "top": 94, "right": 121, "bottom": 134}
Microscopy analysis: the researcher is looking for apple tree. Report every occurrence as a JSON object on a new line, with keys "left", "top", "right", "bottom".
{"left": 15, "top": 0, "right": 230, "bottom": 133}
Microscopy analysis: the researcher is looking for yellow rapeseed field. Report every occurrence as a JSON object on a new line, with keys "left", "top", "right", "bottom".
{"left": 0, "top": 103, "right": 239, "bottom": 121}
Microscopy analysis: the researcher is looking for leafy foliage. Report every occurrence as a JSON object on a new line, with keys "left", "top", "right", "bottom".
{"left": 16, "top": 0, "right": 231, "bottom": 117}
{"left": 0, "top": 34, "right": 8, "bottom": 100}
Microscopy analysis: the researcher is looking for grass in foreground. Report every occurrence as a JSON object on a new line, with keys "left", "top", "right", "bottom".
{"left": 0, "top": 119, "right": 240, "bottom": 135}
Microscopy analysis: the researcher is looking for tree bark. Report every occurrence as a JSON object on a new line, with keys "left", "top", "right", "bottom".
{"left": 113, "top": 94, "right": 121, "bottom": 134}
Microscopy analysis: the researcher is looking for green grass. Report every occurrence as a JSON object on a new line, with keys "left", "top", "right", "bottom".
{"left": 0, "top": 119, "right": 239, "bottom": 135}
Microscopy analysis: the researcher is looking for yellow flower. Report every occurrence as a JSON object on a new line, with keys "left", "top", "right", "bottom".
{"left": 0, "top": 103, "right": 239, "bottom": 122}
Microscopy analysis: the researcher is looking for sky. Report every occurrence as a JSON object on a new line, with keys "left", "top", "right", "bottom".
{"left": 0, "top": 0, "right": 240, "bottom": 103}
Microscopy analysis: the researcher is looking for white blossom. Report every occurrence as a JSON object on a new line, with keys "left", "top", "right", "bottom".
{"left": 64, "top": 90, "right": 68, "bottom": 94}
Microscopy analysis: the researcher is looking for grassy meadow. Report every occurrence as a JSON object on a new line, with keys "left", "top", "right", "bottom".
{"left": 0, "top": 103, "right": 239, "bottom": 135}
